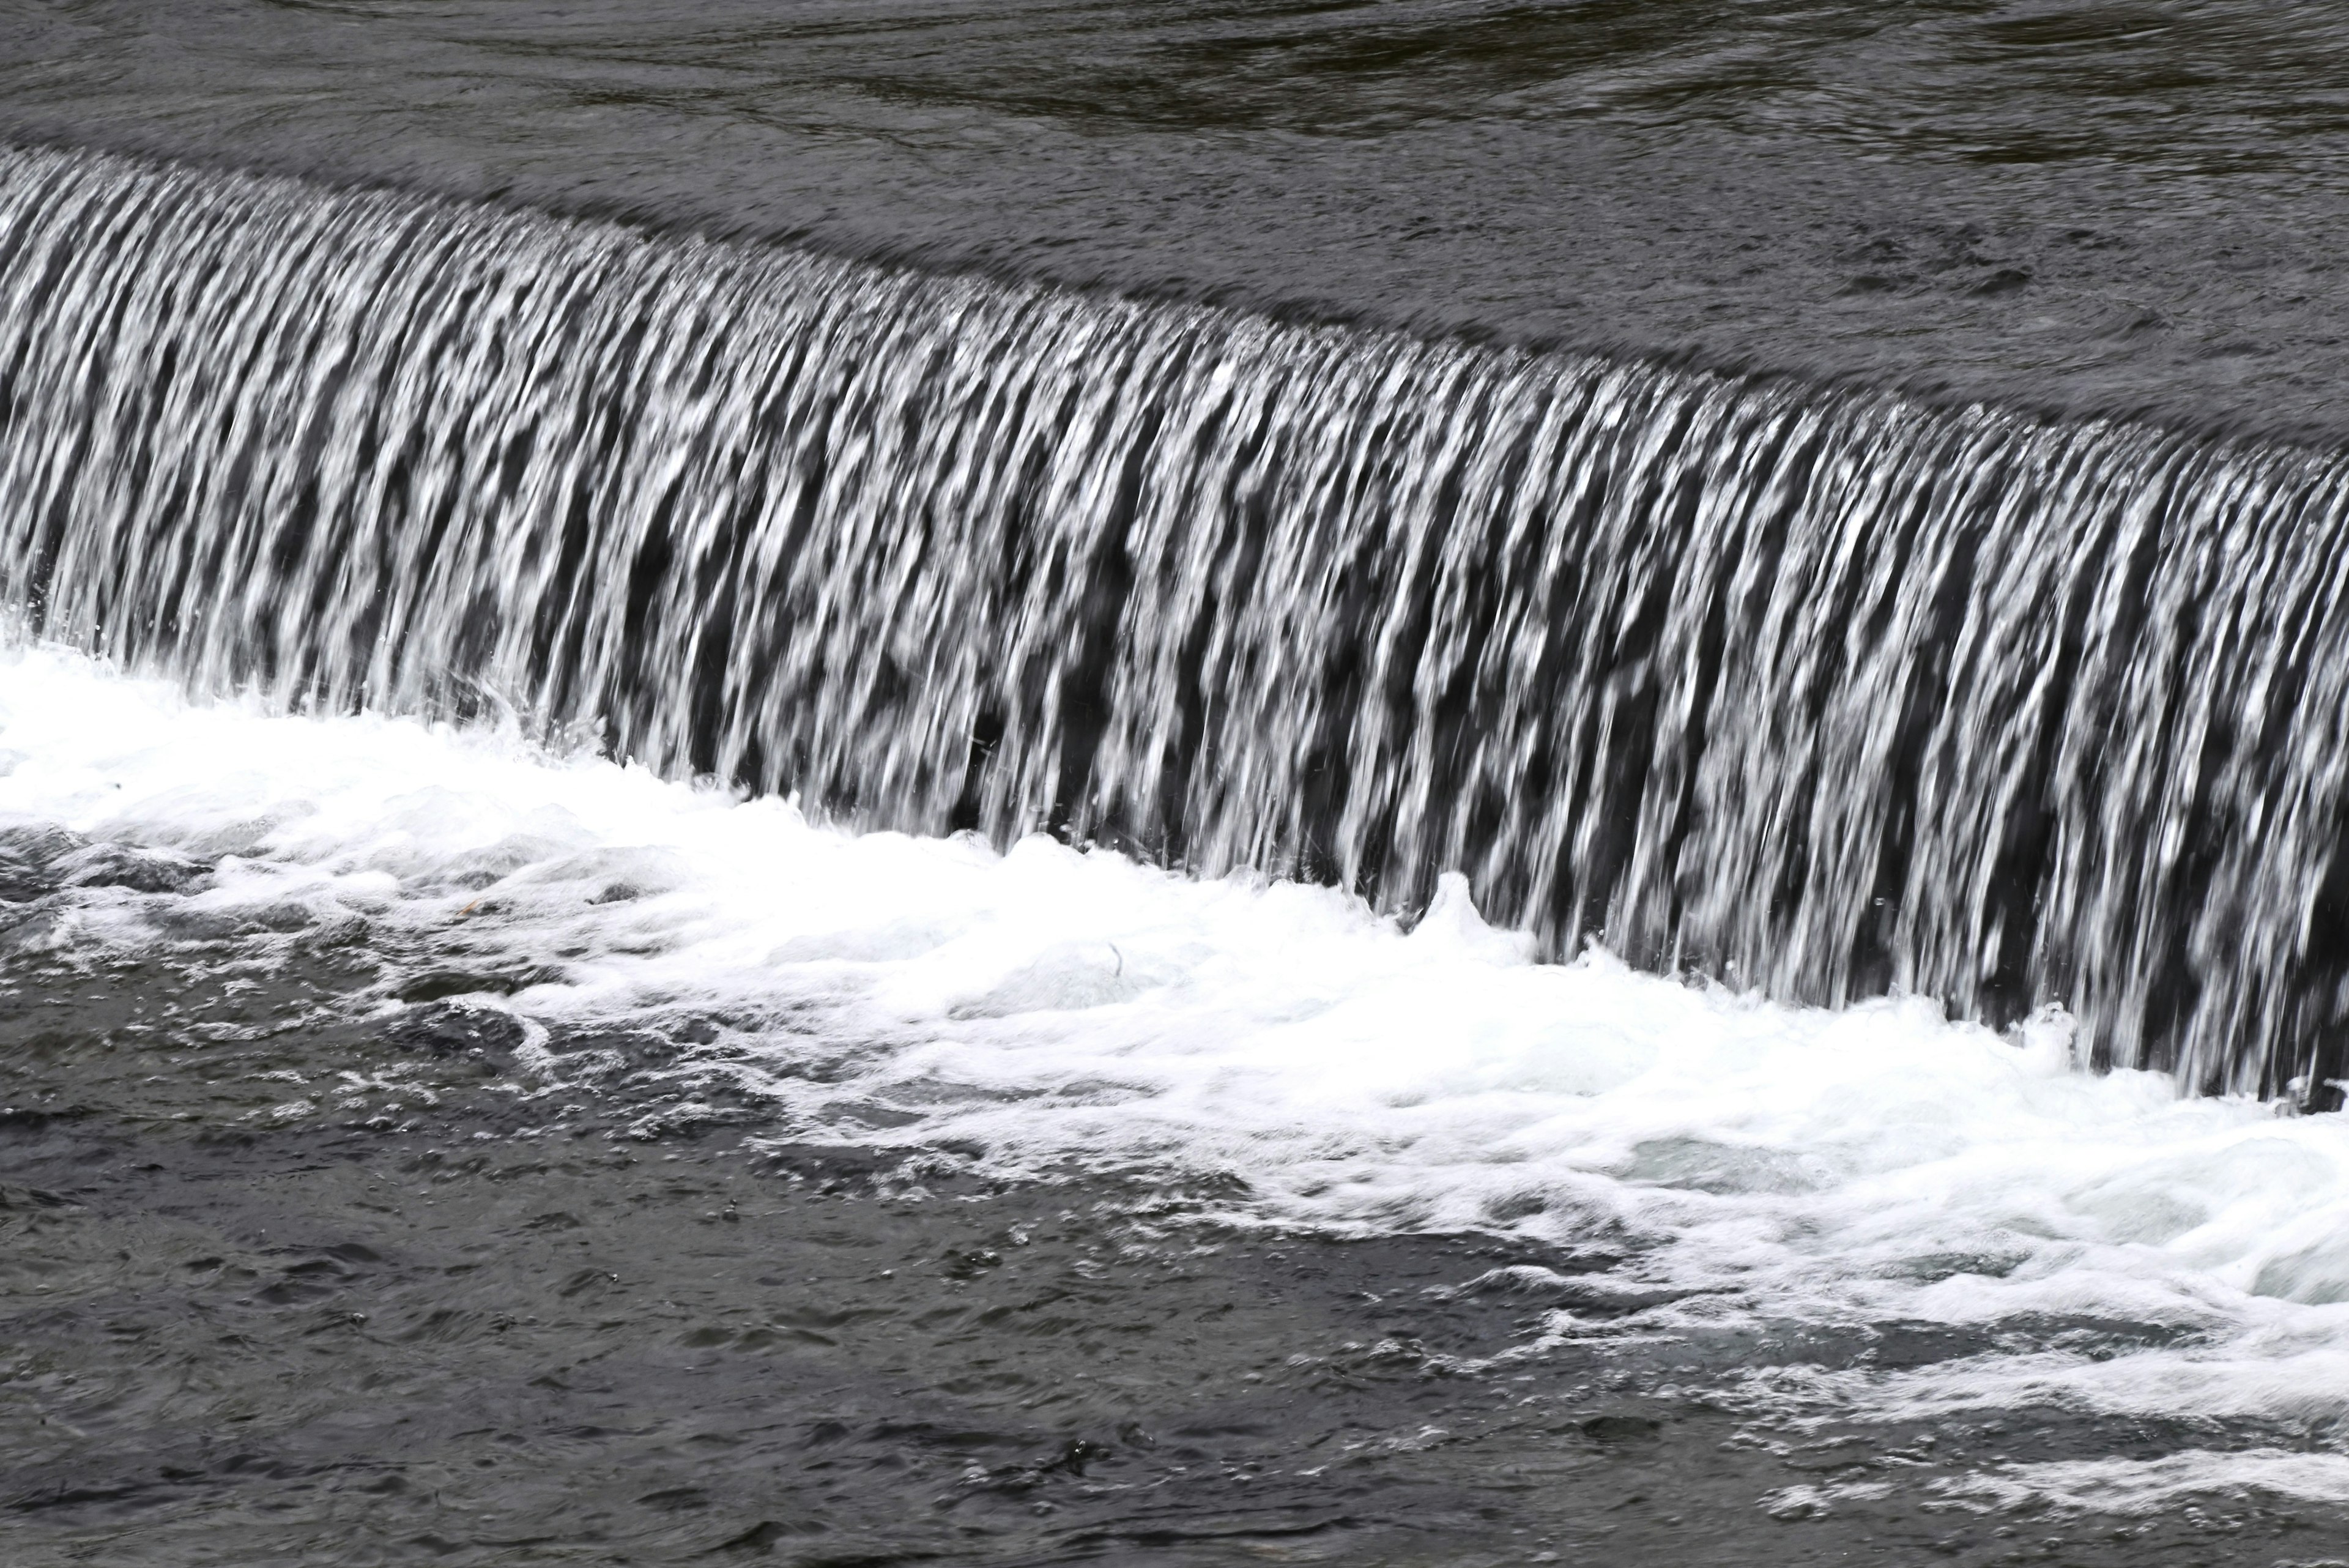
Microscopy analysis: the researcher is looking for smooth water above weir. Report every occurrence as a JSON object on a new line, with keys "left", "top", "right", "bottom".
{"left": 6, "top": 142, "right": 2349, "bottom": 1099}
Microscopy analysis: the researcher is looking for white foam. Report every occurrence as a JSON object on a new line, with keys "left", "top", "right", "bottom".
{"left": 1932, "top": 1449, "right": 2349, "bottom": 1514}
{"left": 1767, "top": 1447, "right": 2349, "bottom": 1519}
{"left": 8, "top": 644, "right": 2349, "bottom": 1494}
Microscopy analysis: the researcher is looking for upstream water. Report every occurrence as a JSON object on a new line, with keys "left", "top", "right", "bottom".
{"left": 7, "top": 3, "right": 2349, "bottom": 1562}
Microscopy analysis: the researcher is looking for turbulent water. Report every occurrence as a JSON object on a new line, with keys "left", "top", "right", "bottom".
{"left": 9, "top": 645, "right": 2349, "bottom": 1562}
{"left": 6, "top": 144, "right": 2349, "bottom": 1100}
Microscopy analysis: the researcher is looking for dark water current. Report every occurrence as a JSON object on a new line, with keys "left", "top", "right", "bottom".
{"left": 9, "top": 2, "right": 2349, "bottom": 1562}
{"left": 11, "top": 1, "right": 2349, "bottom": 436}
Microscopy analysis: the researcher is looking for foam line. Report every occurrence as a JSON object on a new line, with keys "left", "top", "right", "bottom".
{"left": 9, "top": 643, "right": 2349, "bottom": 1457}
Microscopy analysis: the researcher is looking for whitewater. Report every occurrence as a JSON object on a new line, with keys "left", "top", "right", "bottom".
{"left": 10, "top": 641, "right": 2349, "bottom": 1518}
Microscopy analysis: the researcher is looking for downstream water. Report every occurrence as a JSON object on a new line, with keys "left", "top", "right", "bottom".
{"left": 7, "top": 4, "right": 2349, "bottom": 1564}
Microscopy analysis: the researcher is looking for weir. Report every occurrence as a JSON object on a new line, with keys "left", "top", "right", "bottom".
{"left": 4, "top": 143, "right": 2349, "bottom": 1099}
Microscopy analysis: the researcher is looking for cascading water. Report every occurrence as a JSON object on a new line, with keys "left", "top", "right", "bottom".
{"left": 4, "top": 141, "right": 2349, "bottom": 1101}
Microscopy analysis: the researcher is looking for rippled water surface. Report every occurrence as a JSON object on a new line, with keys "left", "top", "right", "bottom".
{"left": 10, "top": 1, "right": 2349, "bottom": 431}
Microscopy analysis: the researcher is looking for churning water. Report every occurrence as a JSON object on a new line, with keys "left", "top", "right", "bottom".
{"left": 10, "top": 639, "right": 2349, "bottom": 1535}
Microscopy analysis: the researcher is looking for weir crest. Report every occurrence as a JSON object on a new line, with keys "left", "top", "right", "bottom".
{"left": 4, "top": 143, "right": 2348, "bottom": 1098}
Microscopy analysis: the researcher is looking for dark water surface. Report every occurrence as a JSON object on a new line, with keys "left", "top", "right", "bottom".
{"left": 9, "top": 1, "right": 2349, "bottom": 436}
{"left": 4, "top": 834, "right": 2342, "bottom": 1566}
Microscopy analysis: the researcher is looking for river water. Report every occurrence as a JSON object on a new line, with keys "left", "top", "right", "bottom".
{"left": 6, "top": 4, "right": 2349, "bottom": 1564}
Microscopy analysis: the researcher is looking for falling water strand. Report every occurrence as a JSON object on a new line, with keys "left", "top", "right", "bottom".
{"left": 5, "top": 143, "right": 2349, "bottom": 1098}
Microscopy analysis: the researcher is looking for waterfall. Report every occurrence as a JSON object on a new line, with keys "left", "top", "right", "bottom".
{"left": 5, "top": 141, "right": 2349, "bottom": 1099}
